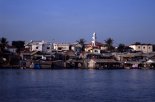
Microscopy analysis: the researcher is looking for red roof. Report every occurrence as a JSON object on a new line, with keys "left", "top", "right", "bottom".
{"left": 86, "top": 41, "right": 105, "bottom": 47}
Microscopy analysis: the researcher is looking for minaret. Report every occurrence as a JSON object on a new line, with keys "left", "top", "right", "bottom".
{"left": 92, "top": 32, "right": 96, "bottom": 46}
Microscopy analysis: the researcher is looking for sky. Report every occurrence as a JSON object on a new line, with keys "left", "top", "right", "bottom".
{"left": 0, "top": 0, "right": 155, "bottom": 45}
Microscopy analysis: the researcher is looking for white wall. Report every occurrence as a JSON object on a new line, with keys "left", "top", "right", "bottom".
{"left": 145, "top": 45, "right": 153, "bottom": 53}
{"left": 129, "top": 44, "right": 153, "bottom": 53}
{"left": 30, "top": 41, "right": 53, "bottom": 52}
{"left": 53, "top": 43, "right": 70, "bottom": 51}
{"left": 92, "top": 49, "right": 101, "bottom": 54}
{"left": 42, "top": 44, "right": 53, "bottom": 53}
{"left": 32, "top": 44, "right": 43, "bottom": 52}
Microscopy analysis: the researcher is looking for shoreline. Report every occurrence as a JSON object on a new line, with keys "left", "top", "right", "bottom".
{"left": 0, "top": 66, "right": 154, "bottom": 70}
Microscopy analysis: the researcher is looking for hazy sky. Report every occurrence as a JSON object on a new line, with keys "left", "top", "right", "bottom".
{"left": 0, "top": 0, "right": 155, "bottom": 45}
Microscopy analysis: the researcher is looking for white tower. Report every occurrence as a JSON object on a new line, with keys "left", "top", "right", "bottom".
{"left": 92, "top": 32, "right": 96, "bottom": 46}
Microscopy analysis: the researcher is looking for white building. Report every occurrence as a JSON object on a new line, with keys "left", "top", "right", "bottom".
{"left": 129, "top": 43, "right": 153, "bottom": 53}
{"left": 91, "top": 48, "right": 101, "bottom": 54}
{"left": 25, "top": 40, "right": 53, "bottom": 53}
{"left": 85, "top": 32, "right": 107, "bottom": 54}
{"left": 53, "top": 43, "right": 70, "bottom": 51}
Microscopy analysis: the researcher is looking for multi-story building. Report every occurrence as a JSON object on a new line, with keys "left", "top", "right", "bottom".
{"left": 25, "top": 40, "right": 53, "bottom": 53}
{"left": 53, "top": 43, "right": 70, "bottom": 51}
{"left": 129, "top": 43, "right": 153, "bottom": 53}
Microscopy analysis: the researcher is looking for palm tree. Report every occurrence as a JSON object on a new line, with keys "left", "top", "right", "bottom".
{"left": 0, "top": 37, "right": 8, "bottom": 65}
{"left": 105, "top": 38, "right": 114, "bottom": 51}
{"left": 0, "top": 37, "right": 8, "bottom": 52}
{"left": 76, "top": 38, "right": 86, "bottom": 51}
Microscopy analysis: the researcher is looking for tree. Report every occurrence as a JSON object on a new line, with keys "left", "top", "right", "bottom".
{"left": 0, "top": 37, "right": 8, "bottom": 65}
{"left": 105, "top": 38, "right": 114, "bottom": 51}
{"left": 117, "top": 43, "right": 125, "bottom": 52}
{"left": 12, "top": 41, "right": 25, "bottom": 53}
{"left": 0, "top": 37, "right": 8, "bottom": 52}
{"left": 76, "top": 38, "right": 86, "bottom": 51}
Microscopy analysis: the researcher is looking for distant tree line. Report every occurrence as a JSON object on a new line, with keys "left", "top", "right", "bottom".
{"left": 76, "top": 37, "right": 133, "bottom": 52}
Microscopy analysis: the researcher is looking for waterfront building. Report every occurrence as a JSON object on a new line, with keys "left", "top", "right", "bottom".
{"left": 25, "top": 40, "right": 53, "bottom": 53}
{"left": 88, "top": 59, "right": 96, "bottom": 68}
{"left": 53, "top": 43, "right": 70, "bottom": 51}
{"left": 129, "top": 43, "right": 153, "bottom": 53}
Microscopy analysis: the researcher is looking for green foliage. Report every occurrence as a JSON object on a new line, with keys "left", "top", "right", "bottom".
{"left": 105, "top": 38, "right": 114, "bottom": 51}
{"left": 76, "top": 38, "right": 86, "bottom": 51}
{"left": 0, "top": 37, "right": 8, "bottom": 44}
{"left": 12, "top": 41, "right": 25, "bottom": 53}
{"left": 0, "top": 37, "right": 8, "bottom": 52}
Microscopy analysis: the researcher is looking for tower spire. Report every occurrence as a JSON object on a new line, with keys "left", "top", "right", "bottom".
{"left": 92, "top": 32, "right": 96, "bottom": 46}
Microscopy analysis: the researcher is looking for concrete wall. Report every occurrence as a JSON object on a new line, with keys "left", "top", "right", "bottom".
{"left": 31, "top": 42, "right": 52, "bottom": 52}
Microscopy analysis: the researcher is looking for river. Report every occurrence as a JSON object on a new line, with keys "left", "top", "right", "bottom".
{"left": 0, "top": 69, "right": 155, "bottom": 102}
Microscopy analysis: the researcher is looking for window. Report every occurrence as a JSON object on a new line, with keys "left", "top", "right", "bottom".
{"left": 143, "top": 47, "right": 145, "bottom": 49}
{"left": 58, "top": 47, "right": 62, "bottom": 50}
{"left": 47, "top": 47, "right": 50, "bottom": 49}
{"left": 138, "top": 46, "right": 141, "bottom": 49}
{"left": 94, "top": 50, "right": 98, "bottom": 52}
{"left": 148, "top": 47, "right": 151, "bottom": 49}
{"left": 36, "top": 47, "right": 38, "bottom": 49}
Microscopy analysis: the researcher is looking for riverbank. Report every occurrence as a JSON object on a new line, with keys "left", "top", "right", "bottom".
{"left": 0, "top": 65, "right": 154, "bottom": 70}
{"left": 1, "top": 50, "right": 155, "bottom": 69}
